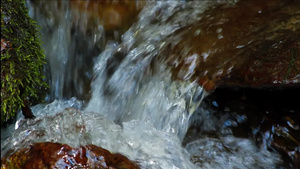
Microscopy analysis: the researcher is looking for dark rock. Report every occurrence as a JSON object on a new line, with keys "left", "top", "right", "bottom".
{"left": 199, "top": 87, "right": 300, "bottom": 168}
{"left": 21, "top": 100, "right": 36, "bottom": 119}
{"left": 221, "top": 36, "right": 300, "bottom": 88}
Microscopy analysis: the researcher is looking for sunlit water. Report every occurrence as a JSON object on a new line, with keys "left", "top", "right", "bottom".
{"left": 1, "top": 1, "right": 283, "bottom": 168}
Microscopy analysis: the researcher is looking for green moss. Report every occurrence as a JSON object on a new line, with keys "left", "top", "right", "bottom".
{"left": 1, "top": 0, "right": 48, "bottom": 124}
{"left": 285, "top": 49, "right": 298, "bottom": 80}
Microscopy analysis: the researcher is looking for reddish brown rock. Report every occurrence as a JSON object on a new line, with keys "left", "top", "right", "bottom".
{"left": 1, "top": 142, "right": 140, "bottom": 169}
{"left": 69, "top": 0, "right": 145, "bottom": 31}
{"left": 168, "top": 0, "right": 300, "bottom": 91}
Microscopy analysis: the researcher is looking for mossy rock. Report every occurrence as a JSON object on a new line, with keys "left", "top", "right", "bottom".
{"left": 1, "top": 0, "right": 48, "bottom": 124}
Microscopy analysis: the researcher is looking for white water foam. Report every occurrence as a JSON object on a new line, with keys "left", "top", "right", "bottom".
{"left": 186, "top": 136, "right": 282, "bottom": 169}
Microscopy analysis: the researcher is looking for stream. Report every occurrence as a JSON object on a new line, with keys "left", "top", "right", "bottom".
{"left": 1, "top": 1, "right": 291, "bottom": 168}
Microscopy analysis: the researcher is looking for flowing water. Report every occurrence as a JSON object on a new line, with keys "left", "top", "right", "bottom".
{"left": 1, "top": 1, "right": 285, "bottom": 168}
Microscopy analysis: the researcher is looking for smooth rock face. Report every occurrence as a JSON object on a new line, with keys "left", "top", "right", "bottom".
{"left": 1, "top": 142, "right": 140, "bottom": 169}
{"left": 168, "top": 0, "right": 300, "bottom": 91}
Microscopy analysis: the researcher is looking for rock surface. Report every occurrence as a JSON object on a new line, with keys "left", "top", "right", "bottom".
{"left": 1, "top": 142, "right": 140, "bottom": 169}
{"left": 168, "top": 0, "right": 300, "bottom": 91}
{"left": 177, "top": 1, "right": 300, "bottom": 167}
{"left": 69, "top": 0, "right": 145, "bottom": 31}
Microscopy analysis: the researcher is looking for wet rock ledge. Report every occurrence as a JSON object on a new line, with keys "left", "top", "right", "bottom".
{"left": 168, "top": 0, "right": 300, "bottom": 91}
{"left": 1, "top": 142, "right": 140, "bottom": 169}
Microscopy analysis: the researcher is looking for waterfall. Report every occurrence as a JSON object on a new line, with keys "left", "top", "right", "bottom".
{"left": 27, "top": 0, "right": 104, "bottom": 101}
{"left": 85, "top": 0, "right": 214, "bottom": 138}
{"left": 1, "top": 1, "right": 283, "bottom": 168}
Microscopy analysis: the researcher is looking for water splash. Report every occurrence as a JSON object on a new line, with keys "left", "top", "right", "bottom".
{"left": 86, "top": 0, "right": 216, "bottom": 138}
{"left": 186, "top": 136, "right": 282, "bottom": 169}
{"left": 1, "top": 105, "right": 197, "bottom": 168}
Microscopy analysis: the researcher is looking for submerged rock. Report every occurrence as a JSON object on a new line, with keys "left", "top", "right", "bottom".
{"left": 199, "top": 88, "right": 300, "bottom": 168}
{"left": 167, "top": 0, "right": 300, "bottom": 91}
{"left": 1, "top": 142, "right": 140, "bottom": 169}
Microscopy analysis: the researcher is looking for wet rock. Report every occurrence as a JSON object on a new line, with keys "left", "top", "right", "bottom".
{"left": 21, "top": 100, "right": 36, "bottom": 119}
{"left": 1, "top": 142, "right": 140, "bottom": 169}
{"left": 168, "top": 0, "right": 300, "bottom": 91}
{"left": 199, "top": 88, "right": 300, "bottom": 168}
{"left": 221, "top": 36, "right": 300, "bottom": 88}
{"left": 69, "top": 0, "right": 145, "bottom": 32}
{"left": 30, "top": 0, "right": 145, "bottom": 42}
{"left": 179, "top": 1, "right": 300, "bottom": 166}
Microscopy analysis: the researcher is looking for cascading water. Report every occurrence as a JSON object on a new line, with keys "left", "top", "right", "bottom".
{"left": 1, "top": 1, "right": 284, "bottom": 168}
{"left": 27, "top": 0, "right": 105, "bottom": 101}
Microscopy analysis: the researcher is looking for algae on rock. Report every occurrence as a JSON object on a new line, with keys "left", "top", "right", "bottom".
{"left": 1, "top": 0, "right": 48, "bottom": 124}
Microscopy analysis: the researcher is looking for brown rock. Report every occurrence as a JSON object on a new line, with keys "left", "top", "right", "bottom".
{"left": 221, "top": 36, "right": 300, "bottom": 88}
{"left": 69, "top": 0, "right": 145, "bottom": 31}
{"left": 1, "top": 142, "right": 140, "bottom": 169}
{"left": 168, "top": 0, "right": 300, "bottom": 91}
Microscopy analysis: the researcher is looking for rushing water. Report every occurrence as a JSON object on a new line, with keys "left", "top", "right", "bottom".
{"left": 1, "top": 1, "right": 285, "bottom": 168}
